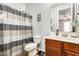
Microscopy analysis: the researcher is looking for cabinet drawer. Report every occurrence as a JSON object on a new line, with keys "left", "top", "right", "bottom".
{"left": 46, "top": 39, "right": 61, "bottom": 48}
{"left": 64, "top": 42, "right": 79, "bottom": 53}
{"left": 46, "top": 46, "right": 61, "bottom": 56}
{"left": 63, "top": 50, "right": 79, "bottom": 56}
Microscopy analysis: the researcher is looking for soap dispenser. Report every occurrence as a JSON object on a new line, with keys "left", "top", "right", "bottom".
{"left": 56, "top": 29, "right": 59, "bottom": 36}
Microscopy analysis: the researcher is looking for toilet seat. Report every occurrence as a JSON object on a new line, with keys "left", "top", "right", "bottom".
{"left": 24, "top": 43, "right": 37, "bottom": 52}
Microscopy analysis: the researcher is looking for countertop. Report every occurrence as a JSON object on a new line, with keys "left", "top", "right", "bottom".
{"left": 44, "top": 36, "right": 79, "bottom": 44}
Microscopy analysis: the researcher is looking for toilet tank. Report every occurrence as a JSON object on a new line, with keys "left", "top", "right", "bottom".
{"left": 33, "top": 36, "right": 41, "bottom": 44}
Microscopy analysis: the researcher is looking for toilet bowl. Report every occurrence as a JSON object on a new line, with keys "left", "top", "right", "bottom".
{"left": 24, "top": 35, "right": 42, "bottom": 56}
{"left": 24, "top": 43, "right": 37, "bottom": 56}
{"left": 24, "top": 43, "right": 37, "bottom": 52}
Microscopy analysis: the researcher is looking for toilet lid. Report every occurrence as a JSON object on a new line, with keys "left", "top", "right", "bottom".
{"left": 24, "top": 43, "right": 37, "bottom": 51}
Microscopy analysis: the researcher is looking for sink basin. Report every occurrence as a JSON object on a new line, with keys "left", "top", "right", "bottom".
{"left": 70, "top": 35, "right": 79, "bottom": 38}
{"left": 62, "top": 34, "right": 69, "bottom": 37}
{"left": 61, "top": 33, "right": 79, "bottom": 39}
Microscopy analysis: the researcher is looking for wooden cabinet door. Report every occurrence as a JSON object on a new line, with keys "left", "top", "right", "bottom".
{"left": 63, "top": 50, "right": 79, "bottom": 56}
{"left": 46, "top": 46, "right": 61, "bottom": 56}
{"left": 64, "top": 42, "right": 79, "bottom": 53}
{"left": 46, "top": 39, "right": 61, "bottom": 48}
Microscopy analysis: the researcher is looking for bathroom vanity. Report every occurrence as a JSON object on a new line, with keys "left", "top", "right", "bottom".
{"left": 45, "top": 35, "right": 79, "bottom": 56}
{"left": 47, "top": 3, "right": 79, "bottom": 56}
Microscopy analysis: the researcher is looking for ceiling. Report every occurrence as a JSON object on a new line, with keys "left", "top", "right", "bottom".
{"left": 24, "top": 3, "right": 66, "bottom": 8}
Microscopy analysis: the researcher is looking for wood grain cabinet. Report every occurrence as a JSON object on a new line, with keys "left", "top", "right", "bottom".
{"left": 63, "top": 50, "right": 79, "bottom": 56}
{"left": 45, "top": 38, "right": 79, "bottom": 56}
{"left": 63, "top": 42, "right": 79, "bottom": 56}
{"left": 45, "top": 39, "right": 62, "bottom": 56}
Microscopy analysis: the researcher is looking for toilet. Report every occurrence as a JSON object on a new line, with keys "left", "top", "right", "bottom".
{"left": 24, "top": 36, "right": 41, "bottom": 56}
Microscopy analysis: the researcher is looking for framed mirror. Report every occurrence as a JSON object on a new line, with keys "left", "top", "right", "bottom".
{"left": 59, "top": 7, "right": 73, "bottom": 32}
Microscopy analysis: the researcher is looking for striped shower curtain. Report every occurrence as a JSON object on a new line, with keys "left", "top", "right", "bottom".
{"left": 0, "top": 4, "right": 33, "bottom": 56}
